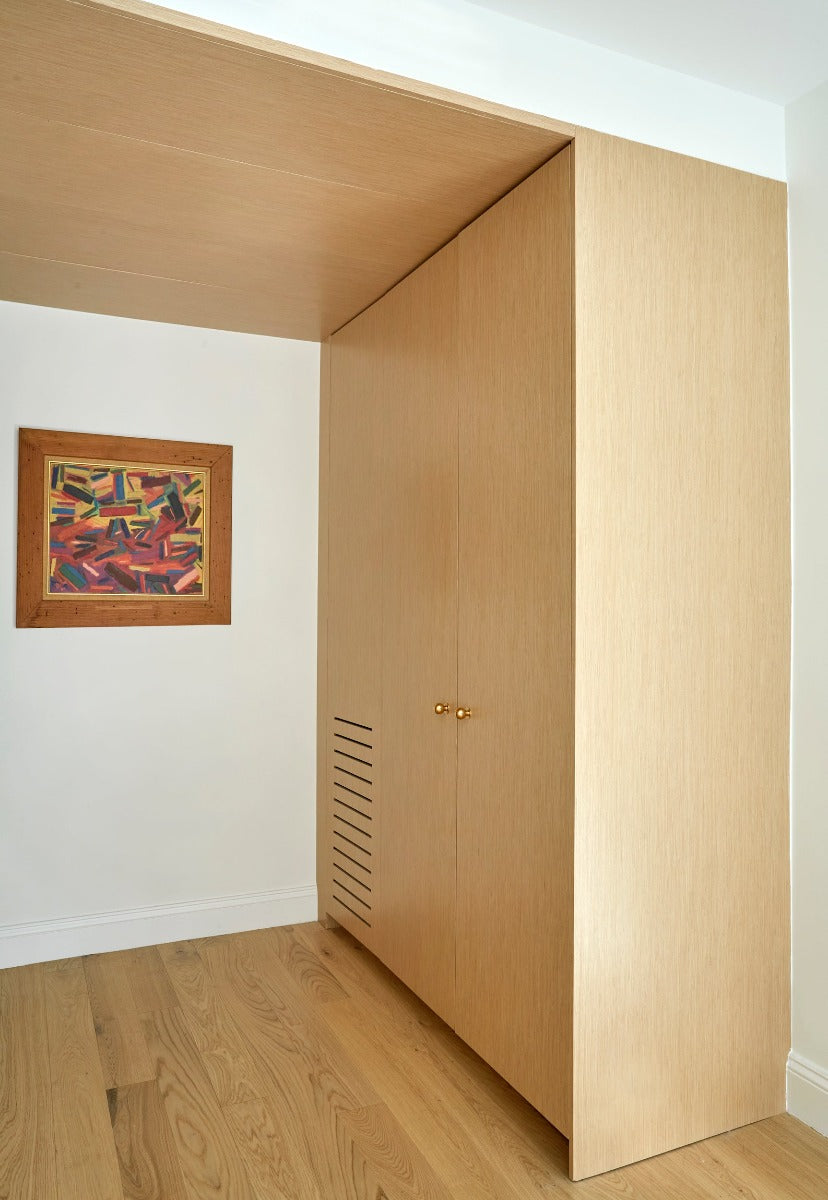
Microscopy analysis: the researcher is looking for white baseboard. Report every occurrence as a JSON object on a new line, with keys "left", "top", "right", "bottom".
{"left": 0, "top": 884, "right": 318, "bottom": 969}
{"left": 788, "top": 1051, "right": 828, "bottom": 1138}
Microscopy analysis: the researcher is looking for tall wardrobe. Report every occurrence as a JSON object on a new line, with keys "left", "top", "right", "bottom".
{"left": 317, "top": 132, "right": 790, "bottom": 1180}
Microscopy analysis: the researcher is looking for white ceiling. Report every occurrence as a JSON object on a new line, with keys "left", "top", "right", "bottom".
{"left": 466, "top": 0, "right": 828, "bottom": 104}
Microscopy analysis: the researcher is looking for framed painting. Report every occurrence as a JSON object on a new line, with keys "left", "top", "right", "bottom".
{"left": 16, "top": 428, "right": 232, "bottom": 627}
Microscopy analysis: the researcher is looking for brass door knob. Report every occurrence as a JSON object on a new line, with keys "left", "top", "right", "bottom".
{"left": 434, "top": 702, "right": 452, "bottom": 715}
{"left": 455, "top": 707, "right": 472, "bottom": 720}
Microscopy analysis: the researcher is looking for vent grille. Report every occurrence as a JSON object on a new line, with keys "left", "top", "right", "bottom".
{"left": 331, "top": 716, "right": 374, "bottom": 927}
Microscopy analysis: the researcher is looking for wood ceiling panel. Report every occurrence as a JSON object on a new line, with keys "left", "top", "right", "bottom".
{"left": 0, "top": 0, "right": 572, "bottom": 338}
{"left": 2, "top": 0, "right": 567, "bottom": 203}
{"left": 0, "top": 110, "right": 465, "bottom": 275}
{"left": 0, "top": 253, "right": 330, "bottom": 340}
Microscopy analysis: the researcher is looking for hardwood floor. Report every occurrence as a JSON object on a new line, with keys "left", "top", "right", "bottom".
{"left": 0, "top": 921, "right": 825, "bottom": 1199}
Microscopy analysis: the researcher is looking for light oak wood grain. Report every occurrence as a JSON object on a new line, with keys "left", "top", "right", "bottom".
{"left": 325, "top": 304, "right": 387, "bottom": 945}
{"left": 156, "top": 942, "right": 265, "bottom": 1108}
{"left": 336, "top": 1102, "right": 454, "bottom": 1200}
{"left": 200, "top": 940, "right": 378, "bottom": 1196}
{"left": 0, "top": 0, "right": 570, "bottom": 339}
{"left": 571, "top": 130, "right": 791, "bottom": 1180}
{"left": 455, "top": 146, "right": 575, "bottom": 1138}
{"left": 141, "top": 1005, "right": 258, "bottom": 1199}
{"left": 255, "top": 926, "right": 348, "bottom": 1007}
{"left": 0, "top": 251, "right": 333, "bottom": 342}
{"left": 108, "top": 1080, "right": 189, "bottom": 1200}
{"left": 197, "top": 931, "right": 305, "bottom": 1030}
{"left": 84, "top": 953, "right": 154, "bottom": 1090}
{"left": 317, "top": 338, "right": 333, "bottom": 922}
{"left": 375, "top": 243, "right": 460, "bottom": 1028}
{"left": 121, "top": 947, "right": 179, "bottom": 1018}
{"left": 44, "top": 962, "right": 124, "bottom": 1200}
{"left": 222, "top": 1097, "right": 325, "bottom": 1200}
{"left": 0, "top": 929, "right": 823, "bottom": 1199}
{"left": 43, "top": 0, "right": 574, "bottom": 140}
{"left": 319, "top": 995, "right": 523, "bottom": 1200}
{"left": 308, "top": 924, "right": 569, "bottom": 1200}
{"left": 0, "top": 965, "right": 57, "bottom": 1200}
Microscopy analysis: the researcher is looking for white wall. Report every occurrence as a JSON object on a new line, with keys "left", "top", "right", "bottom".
{"left": 787, "top": 78, "right": 828, "bottom": 1137}
{"left": 152, "top": 0, "right": 786, "bottom": 179}
{"left": 0, "top": 302, "right": 320, "bottom": 966}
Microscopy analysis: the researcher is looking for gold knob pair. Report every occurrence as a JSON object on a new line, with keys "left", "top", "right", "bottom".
{"left": 434, "top": 703, "right": 472, "bottom": 720}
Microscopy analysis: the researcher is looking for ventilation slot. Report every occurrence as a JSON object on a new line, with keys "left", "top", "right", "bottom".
{"left": 331, "top": 717, "right": 375, "bottom": 928}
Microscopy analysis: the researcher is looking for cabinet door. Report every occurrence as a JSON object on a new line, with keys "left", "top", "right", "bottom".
{"left": 455, "top": 148, "right": 574, "bottom": 1133}
{"left": 376, "top": 244, "right": 459, "bottom": 1025}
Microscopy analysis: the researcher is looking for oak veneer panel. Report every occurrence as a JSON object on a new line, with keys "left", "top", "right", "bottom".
{"left": 0, "top": 965, "right": 57, "bottom": 1200}
{"left": 0, "top": 0, "right": 571, "bottom": 338}
{"left": 0, "top": 251, "right": 329, "bottom": 341}
{"left": 374, "top": 245, "right": 460, "bottom": 1027}
{"left": 455, "top": 147, "right": 574, "bottom": 1138}
{"left": 571, "top": 131, "right": 791, "bottom": 1179}
{"left": 372, "top": 248, "right": 460, "bottom": 1027}
{"left": 317, "top": 340, "right": 333, "bottom": 921}
{"left": 2, "top": 0, "right": 570, "bottom": 199}
{"left": 325, "top": 305, "right": 386, "bottom": 944}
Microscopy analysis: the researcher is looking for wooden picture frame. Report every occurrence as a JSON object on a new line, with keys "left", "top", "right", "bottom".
{"left": 16, "top": 427, "right": 232, "bottom": 627}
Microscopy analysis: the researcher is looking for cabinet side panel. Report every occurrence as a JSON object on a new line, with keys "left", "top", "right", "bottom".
{"left": 456, "top": 146, "right": 575, "bottom": 1136}
{"left": 317, "top": 337, "right": 332, "bottom": 920}
{"left": 572, "top": 132, "right": 791, "bottom": 1179}
{"left": 325, "top": 311, "right": 386, "bottom": 949}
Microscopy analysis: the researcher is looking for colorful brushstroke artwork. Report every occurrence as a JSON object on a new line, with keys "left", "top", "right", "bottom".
{"left": 46, "top": 461, "right": 208, "bottom": 597}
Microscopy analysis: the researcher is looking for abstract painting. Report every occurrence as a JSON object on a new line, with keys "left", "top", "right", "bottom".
{"left": 47, "top": 461, "right": 208, "bottom": 597}
{"left": 17, "top": 428, "right": 232, "bottom": 628}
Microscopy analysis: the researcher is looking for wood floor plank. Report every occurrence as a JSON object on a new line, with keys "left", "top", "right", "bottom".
{"left": 200, "top": 934, "right": 379, "bottom": 1197}
{"left": 296, "top": 921, "right": 442, "bottom": 1029}
{"left": 687, "top": 1117, "right": 828, "bottom": 1200}
{"left": 0, "top": 964, "right": 57, "bottom": 1200}
{"left": 197, "top": 931, "right": 304, "bottom": 1028}
{"left": 157, "top": 941, "right": 267, "bottom": 1106}
{"left": 222, "top": 1099, "right": 326, "bottom": 1200}
{"left": 336, "top": 1102, "right": 456, "bottom": 1200}
{"left": 2, "top": 927, "right": 826, "bottom": 1200}
{"left": 256, "top": 926, "right": 349, "bottom": 1006}
{"left": 122, "top": 947, "right": 179, "bottom": 1017}
{"left": 141, "top": 1006, "right": 259, "bottom": 1200}
{"left": 44, "top": 961, "right": 124, "bottom": 1200}
{"left": 317, "top": 995, "right": 533, "bottom": 1199}
{"left": 84, "top": 953, "right": 154, "bottom": 1089}
{"left": 304, "top": 924, "right": 571, "bottom": 1197}
{"left": 109, "top": 1081, "right": 189, "bottom": 1200}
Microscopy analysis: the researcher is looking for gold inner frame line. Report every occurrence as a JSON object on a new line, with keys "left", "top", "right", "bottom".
{"left": 44, "top": 456, "right": 211, "bottom": 601}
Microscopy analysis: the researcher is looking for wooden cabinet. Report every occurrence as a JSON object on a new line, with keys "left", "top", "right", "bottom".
{"left": 455, "top": 154, "right": 574, "bottom": 1136}
{"left": 318, "top": 134, "right": 790, "bottom": 1180}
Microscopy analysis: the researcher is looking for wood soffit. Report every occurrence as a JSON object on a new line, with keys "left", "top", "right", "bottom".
{"left": 0, "top": 0, "right": 573, "bottom": 340}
